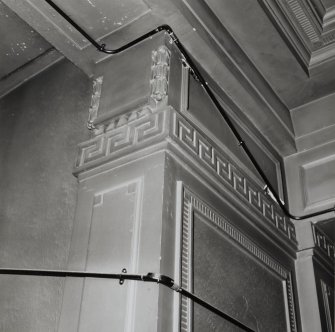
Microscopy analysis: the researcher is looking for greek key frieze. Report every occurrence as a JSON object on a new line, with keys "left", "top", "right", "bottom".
{"left": 173, "top": 113, "right": 296, "bottom": 243}
{"left": 313, "top": 225, "right": 335, "bottom": 261}
{"left": 76, "top": 108, "right": 167, "bottom": 169}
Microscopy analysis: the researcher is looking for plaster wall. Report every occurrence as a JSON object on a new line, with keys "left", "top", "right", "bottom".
{"left": 0, "top": 28, "right": 316, "bottom": 332}
{"left": 0, "top": 59, "right": 91, "bottom": 331}
{"left": 160, "top": 152, "right": 298, "bottom": 331}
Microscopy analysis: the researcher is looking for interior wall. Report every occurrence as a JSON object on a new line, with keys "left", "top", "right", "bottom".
{"left": 0, "top": 59, "right": 91, "bottom": 331}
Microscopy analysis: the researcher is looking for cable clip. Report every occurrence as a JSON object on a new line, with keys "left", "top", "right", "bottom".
{"left": 99, "top": 43, "right": 106, "bottom": 52}
{"left": 263, "top": 185, "right": 268, "bottom": 195}
{"left": 168, "top": 32, "right": 177, "bottom": 44}
{"left": 190, "top": 69, "right": 200, "bottom": 82}
{"left": 119, "top": 268, "right": 127, "bottom": 285}
{"left": 171, "top": 282, "right": 182, "bottom": 292}
{"left": 181, "top": 57, "right": 190, "bottom": 69}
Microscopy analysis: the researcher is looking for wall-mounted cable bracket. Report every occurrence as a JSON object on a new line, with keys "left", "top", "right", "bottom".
{"left": 43, "top": 0, "right": 335, "bottom": 221}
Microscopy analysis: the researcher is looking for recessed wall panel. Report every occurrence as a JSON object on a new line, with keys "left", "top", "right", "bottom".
{"left": 301, "top": 155, "right": 335, "bottom": 207}
{"left": 193, "top": 214, "right": 287, "bottom": 331}
{"left": 78, "top": 179, "right": 142, "bottom": 332}
{"left": 178, "top": 186, "right": 296, "bottom": 332}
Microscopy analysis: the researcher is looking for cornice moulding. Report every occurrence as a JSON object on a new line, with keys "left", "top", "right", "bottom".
{"left": 259, "top": 0, "right": 335, "bottom": 73}
{"left": 74, "top": 104, "right": 297, "bottom": 246}
{"left": 0, "top": 48, "right": 63, "bottom": 99}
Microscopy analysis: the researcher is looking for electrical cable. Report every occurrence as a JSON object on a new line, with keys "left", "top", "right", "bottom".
{"left": 42, "top": 3, "right": 334, "bottom": 219}
{"left": 0, "top": 268, "right": 255, "bottom": 332}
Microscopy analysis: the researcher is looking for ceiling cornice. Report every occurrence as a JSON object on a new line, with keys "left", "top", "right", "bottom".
{"left": 0, "top": 48, "right": 63, "bottom": 99}
{"left": 259, "top": 0, "right": 335, "bottom": 74}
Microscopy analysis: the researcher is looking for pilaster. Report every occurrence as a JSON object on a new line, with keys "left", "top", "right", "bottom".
{"left": 58, "top": 32, "right": 300, "bottom": 331}
{"left": 295, "top": 223, "right": 334, "bottom": 332}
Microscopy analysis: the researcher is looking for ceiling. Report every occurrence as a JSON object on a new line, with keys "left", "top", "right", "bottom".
{"left": 2, "top": 0, "right": 335, "bottom": 109}
{"left": 2, "top": 0, "right": 335, "bottom": 150}
{"left": 0, "top": 1, "right": 51, "bottom": 79}
{"left": 0, "top": 0, "right": 334, "bottom": 240}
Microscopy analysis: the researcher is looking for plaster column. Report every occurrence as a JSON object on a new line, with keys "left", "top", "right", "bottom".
{"left": 295, "top": 223, "right": 334, "bottom": 332}
{"left": 58, "top": 36, "right": 175, "bottom": 332}
{"left": 57, "top": 31, "right": 300, "bottom": 332}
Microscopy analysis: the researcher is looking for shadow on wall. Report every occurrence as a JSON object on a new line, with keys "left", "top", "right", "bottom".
{"left": 0, "top": 58, "right": 91, "bottom": 332}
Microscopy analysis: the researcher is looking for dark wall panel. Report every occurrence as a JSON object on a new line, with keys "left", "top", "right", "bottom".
{"left": 192, "top": 214, "right": 288, "bottom": 332}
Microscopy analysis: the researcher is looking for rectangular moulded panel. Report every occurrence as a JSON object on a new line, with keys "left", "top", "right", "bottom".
{"left": 77, "top": 179, "right": 143, "bottom": 332}
{"left": 193, "top": 213, "right": 288, "bottom": 332}
{"left": 59, "top": 151, "right": 167, "bottom": 332}
{"left": 285, "top": 140, "right": 335, "bottom": 214}
{"left": 86, "top": 180, "right": 142, "bottom": 272}
{"left": 320, "top": 280, "right": 334, "bottom": 332}
{"left": 176, "top": 185, "right": 296, "bottom": 332}
{"left": 313, "top": 258, "right": 335, "bottom": 332}
{"left": 94, "top": 33, "right": 168, "bottom": 123}
{"left": 301, "top": 155, "right": 335, "bottom": 207}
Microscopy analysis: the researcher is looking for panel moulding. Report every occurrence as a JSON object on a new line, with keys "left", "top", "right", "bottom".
{"left": 320, "top": 279, "right": 334, "bottom": 332}
{"left": 300, "top": 154, "right": 335, "bottom": 209}
{"left": 58, "top": 178, "right": 144, "bottom": 332}
{"left": 79, "top": 178, "right": 143, "bottom": 332}
{"left": 177, "top": 185, "right": 297, "bottom": 332}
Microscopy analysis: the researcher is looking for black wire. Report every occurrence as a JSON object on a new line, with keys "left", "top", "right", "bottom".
{"left": 178, "top": 288, "right": 255, "bottom": 331}
{"left": 0, "top": 269, "right": 255, "bottom": 332}
{"left": 42, "top": 1, "right": 335, "bottom": 220}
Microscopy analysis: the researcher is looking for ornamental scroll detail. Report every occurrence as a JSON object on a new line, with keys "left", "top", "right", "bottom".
{"left": 87, "top": 76, "right": 103, "bottom": 130}
{"left": 149, "top": 45, "right": 170, "bottom": 110}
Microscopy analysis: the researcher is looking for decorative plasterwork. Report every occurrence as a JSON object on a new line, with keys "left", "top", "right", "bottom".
{"left": 75, "top": 106, "right": 296, "bottom": 244}
{"left": 149, "top": 45, "right": 171, "bottom": 109}
{"left": 312, "top": 224, "right": 335, "bottom": 261}
{"left": 260, "top": 0, "right": 335, "bottom": 72}
{"left": 179, "top": 186, "right": 297, "bottom": 331}
{"left": 76, "top": 105, "right": 168, "bottom": 170}
{"left": 86, "top": 45, "right": 170, "bottom": 133}
{"left": 87, "top": 76, "right": 103, "bottom": 130}
{"left": 172, "top": 112, "right": 297, "bottom": 243}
